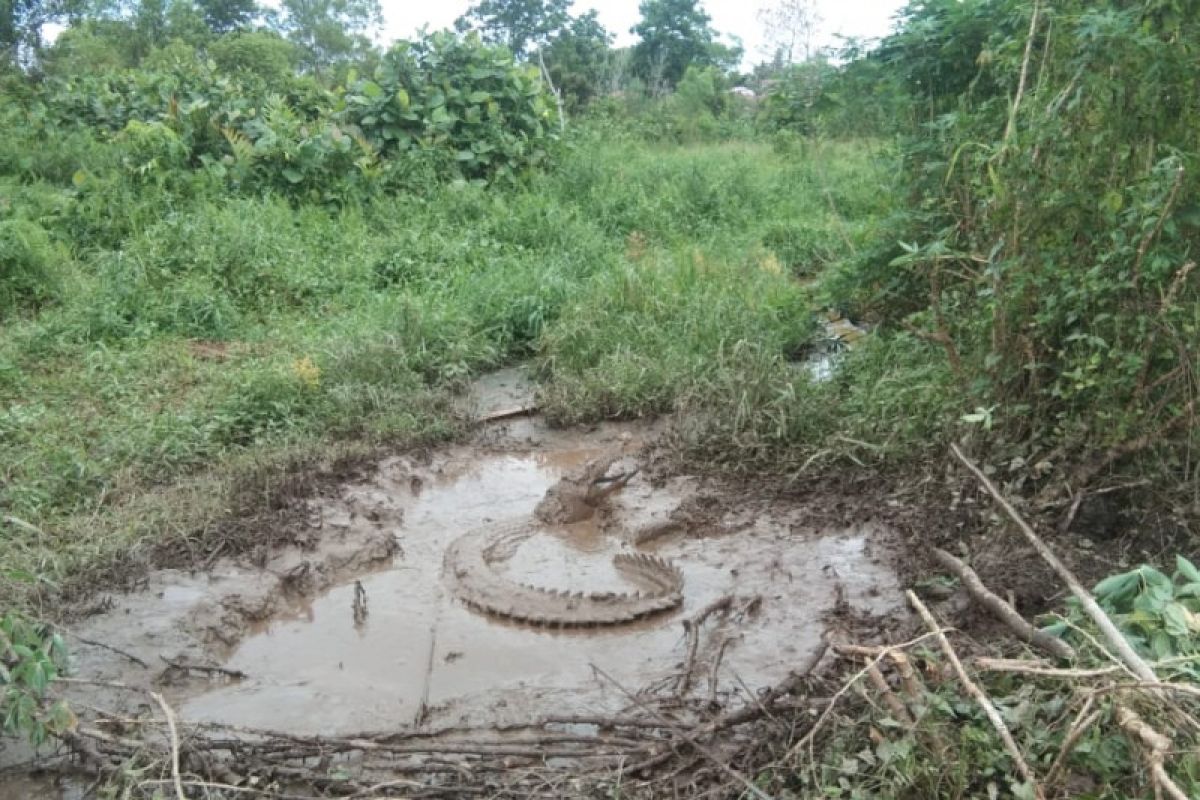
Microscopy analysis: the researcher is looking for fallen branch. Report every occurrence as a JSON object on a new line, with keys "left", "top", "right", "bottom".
{"left": 476, "top": 405, "right": 538, "bottom": 424}
{"left": 150, "top": 692, "right": 186, "bottom": 800}
{"left": 784, "top": 630, "right": 946, "bottom": 764}
{"left": 591, "top": 664, "right": 773, "bottom": 800}
{"left": 864, "top": 662, "right": 913, "bottom": 727}
{"left": 951, "top": 444, "right": 1157, "bottom": 683}
{"left": 677, "top": 595, "right": 734, "bottom": 696}
{"left": 1044, "top": 696, "right": 1099, "bottom": 789}
{"left": 1116, "top": 704, "right": 1190, "bottom": 800}
{"left": 974, "top": 657, "right": 1119, "bottom": 679}
{"left": 908, "top": 591, "right": 1045, "bottom": 799}
{"left": 63, "top": 631, "right": 151, "bottom": 669}
{"left": 160, "top": 656, "right": 246, "bottom": 681}
{"left": 932, "top": 548, "right": 1074, "bottom": 660}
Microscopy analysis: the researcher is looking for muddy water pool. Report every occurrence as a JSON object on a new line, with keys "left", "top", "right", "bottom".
{"left": 1, "top": 370, "right": 904, "bottom": 790}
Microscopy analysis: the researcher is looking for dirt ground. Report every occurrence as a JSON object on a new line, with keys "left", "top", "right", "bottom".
{"left": 0, "top": 368, "right": 1171, "bottom": 798}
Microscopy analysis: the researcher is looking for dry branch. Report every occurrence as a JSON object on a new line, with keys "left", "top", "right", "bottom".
{"left": 950, "top": 444, "right": 1158, "bottom": 683}
{"left": 932, "top": 548, "right": 1074, "bottom": 660}
{"left": 590, "top": 664, "right": 773, "bottom": 800}
{"left": 1044, "top": 698, "right": 1099, "bottom": 790}
{"left": 159, "top": 656, "right": 246, "bottom": 680}
{"left": 149, "top": 692, "right": 186, "bottom": 800}
{"left": 784, "top": 630, "right": 946, "bottom": 764}
{"left": 907, "top": 591, "right": 1045, "bottom": 799}
{"left": 863, "top": 663, "right": 913, "bottom": 727}
{"left": 1116, "top": 704, "right": 1190, "bottom": 800}
{"left": 475, "top": 405, "right": 538, "bottom": 423}
{"left": 677, "top": 595, "right": 734, "bottom": 696}
{"left": 1002, "top": 0, "right": 1041, "bottom": 149}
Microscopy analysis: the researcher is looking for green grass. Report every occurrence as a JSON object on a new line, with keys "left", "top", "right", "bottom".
{"left": 0, "top": 133, "right": 932, "bottom": 604}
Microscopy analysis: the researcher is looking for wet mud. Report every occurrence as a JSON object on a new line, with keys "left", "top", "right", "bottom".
{"left": 0, "top": 368, "right": 905, "bottom": 791}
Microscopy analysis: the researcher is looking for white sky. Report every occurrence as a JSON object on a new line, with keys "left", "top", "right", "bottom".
{"left": 376, "top": 0, "right": 906, "bottom": 63}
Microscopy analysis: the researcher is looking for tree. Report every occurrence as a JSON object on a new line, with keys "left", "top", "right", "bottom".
{"left": 276, "top": 0, "right": 380, "bottom": 74}
{"left": 542, "top": 9, "right": 611, "bottom": 109}
{"left": 210, "top": 29, "right": 295, "bottom": 84}
{"left": 194, "top": 0, "right": 258, "bottom": 34}
{"left": 40, "top": 18, "right": 133, "bottom": 75}
{"left": 757, "top": 0, "right": 821, "bottom": 65}
{"left": 1, "top": 0, "right": 86, "bottom": 65}
{"left": 629, "top": 0, "right": 721, "bottom": 92}
{"left": 454, "top": 0, "right": 570, "bottom": 59}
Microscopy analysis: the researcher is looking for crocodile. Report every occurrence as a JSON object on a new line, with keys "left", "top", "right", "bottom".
{"left": 442, "top": 454, "right": 685, "bottom": 626}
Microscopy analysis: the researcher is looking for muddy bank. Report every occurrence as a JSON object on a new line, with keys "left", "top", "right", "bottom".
{"left": 1, "top": 369, "right": 906, "bottom": 792}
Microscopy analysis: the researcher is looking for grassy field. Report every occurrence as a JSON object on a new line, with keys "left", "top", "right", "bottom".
{"left": 1, "top": 134, "right": 954, "bottom": 603}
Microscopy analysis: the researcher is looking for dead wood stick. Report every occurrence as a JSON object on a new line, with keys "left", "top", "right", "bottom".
{"left": 63, "top": 630, "right": 150, "bottom": 669}
{"left": 137, "top": 780, "right": 324, "bottom": 800}
{"left": 677, "top": 595, "right": 734, "bottom": 696}
{"left": 864, "top": 662, "right": 914, "bottom": 727}
{"left": 783, "top": 630, "right": 947, "bottom": 765}
{"left": 475, "top": 405, "right": 538, "bottom": 424}
{"left": 887, "top": 650, "right": 924, "bottom": 700}
{"left": 707, "top": 633, "right": 733, "bottom": 707}
{"left": 160, "top": 656, "right": 246, "bottom": 680}
{"left": 1044, "top": 698, "right": 1100, "bottom": 789}
{"left": 537, "top": 715, "right": 675, "bottom": 730}
{"left": 1116, "top": 704, "right": 1190, "bottom": 800}
{"left": 951, "top": 444, "right": 1157, "bottom": 683}
{"left": 1002, "top": 0, "right": 1040, "bottom": 148}
{"left": 908, "top": 591, "right": 1045, "bottom": 799}
{"left": 831, "top": 644, "right": 924, "bottom": 698}
{"left": 150, "top": 692, "right": 186, "bottom": 800}
{"left": 704, "top": 641, "right": 829, "bottom": 732}
{"left": 974, "top": 657, "right": 1122, "bottom": 678}
{"left": 932, "top": 548, "right": 1075, "bottom": 660}
{"left": 591, "top": 664, "right": 774, "bottom": 800}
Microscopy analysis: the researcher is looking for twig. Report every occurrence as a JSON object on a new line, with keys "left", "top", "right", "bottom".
{"left": 707, "top": 634, "right": 734, "bottom": 706}
{"left": 907, "top": 591, "right": 1044, "bottom": 799}
{"left": 1133, "top": 169, "right": 1186, "bottom": 290}
{"left": 1002, "top": 0, "right": 1041, "bottom": 149}
{"left": 932, "top": 548, "right": 1074, "bottom": 659}
{"left": 1044, "top": 698, "right": 1099, "bottom": 789}
{"left": 476, "top": 405, "right": 538, "bottom": 424}
{"left": 160, "top": 656, "right": 246, "bottom": 680}
{"left": 62, "top": 630, "right": 150, "bottom": 669}
{"left": 864, "top": 662, "right": 913, "bottom": 726}
{"left": 1116, "top": 704, "right": 1190, "bottom": 800}
{"left": 150, "top": 692, "right": 186, "bottom": 800}
{"left": 951, "top": 444, "right": 1158, "bottom": 683}
{"left": 591, "top": 664, "right": 774, "bottom": 800}
{"left": 784, "top": 631, "right": 946, "bottom": 764}
{"left": 974, "top": 657, "right": 1121, "bottom": 679}
{"left": 677, "top": 595, "right": 734, "bottom": 696}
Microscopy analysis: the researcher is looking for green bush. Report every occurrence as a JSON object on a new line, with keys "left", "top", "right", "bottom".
{"left": 343, "top": 32, "right": 559, "bottom": 182}
{"left": 0, "top": 220, "right": 61, "bottom": 317}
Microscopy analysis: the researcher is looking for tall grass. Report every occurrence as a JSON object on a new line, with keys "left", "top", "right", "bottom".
{"left": 0, "top": 133, "right": 925, "bottom": 600}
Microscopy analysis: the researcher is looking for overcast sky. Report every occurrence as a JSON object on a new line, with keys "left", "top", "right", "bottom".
{"left": 376, "top": 0, "right": 906, "bottom": 62}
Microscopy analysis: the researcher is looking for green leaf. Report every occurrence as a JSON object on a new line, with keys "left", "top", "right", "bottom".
{"left": 1093, "top": 571, "right": 1138, "bottom": 603}
{"left": 1177, "top": 556, "right": 1200, "bottom": 584}
{"left": 1163, "top": 603, "right": 1191, "bottom": 637}
{"left": 281, "top": 168, "right": 304, "bottom": 184}
{"left": 361, "top": 81, "right": 383, "bottom": 99}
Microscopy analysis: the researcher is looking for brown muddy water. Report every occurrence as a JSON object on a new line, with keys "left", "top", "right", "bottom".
{"left": 0, "top": 369, "right": 903, "bottom": 793}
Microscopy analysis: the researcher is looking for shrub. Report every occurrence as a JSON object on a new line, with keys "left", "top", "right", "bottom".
{"left": 0, "top": 220, "right": 61, "bottom": 317}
